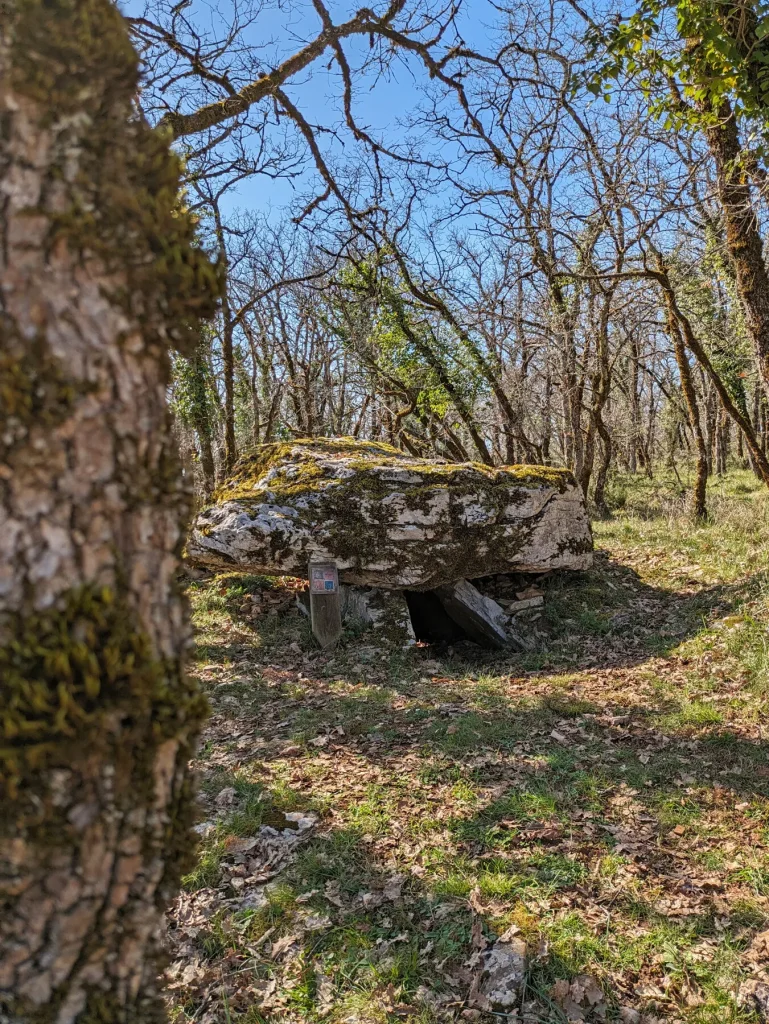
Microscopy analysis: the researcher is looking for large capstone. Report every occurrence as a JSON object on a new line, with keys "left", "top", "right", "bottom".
{"left": 187, "top": 438, "right": 593, "bottom": 589}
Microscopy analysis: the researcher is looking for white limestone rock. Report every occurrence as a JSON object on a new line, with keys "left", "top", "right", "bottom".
{"left": 187, "top": 438, "right": 593, "bottom": 589}
{"left": 436, "top": 579, "right": 529, "bottom": 651}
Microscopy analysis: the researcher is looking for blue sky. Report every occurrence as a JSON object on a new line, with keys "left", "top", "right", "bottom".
{"left": 121, "top": 0, "right": 507, "bottom": 220}
{"left": 120, "top": 0, "right": 667, "bottom": 276}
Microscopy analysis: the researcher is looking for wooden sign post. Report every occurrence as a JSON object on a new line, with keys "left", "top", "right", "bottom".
{"left": 309, "top": 562, "right": 342, "bottom": 648}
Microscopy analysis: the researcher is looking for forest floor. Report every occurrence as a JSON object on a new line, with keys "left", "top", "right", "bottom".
{"left": 168, "top": 469, "right": 769, "bottom": 1024}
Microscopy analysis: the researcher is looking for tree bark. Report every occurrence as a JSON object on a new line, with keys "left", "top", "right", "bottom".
{"left": 211, "top": 203, "right": 237, "bottom": 474}
{"left": 580, "top": 286, "right": 614, "bottom": 512}
{"left": 704, "top": 102, "right": 769, "bottom": 399}
{"left": 196, "top": 417, "right": 218, "bottom": 498}
{"left": 708, "top": 400, "right": 721, "bottom": 476}
{"left": 661, "top": 287, "right": 708, "bottom": 520}
{"left": 0, "top": 3, "right": 219, "bottom": 1021}
{"left": 187, "top": 344, "right": 217, "bottom": 498}
{"left": 654, "top": 267, "right": 769, "bottom": 487}
{"left": 628, "top": 341, "right": 640, "bottom": 474}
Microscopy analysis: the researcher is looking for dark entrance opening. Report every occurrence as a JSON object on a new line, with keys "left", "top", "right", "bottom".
{"left": 404, "top": 590, "right": 469, "bottom": 644}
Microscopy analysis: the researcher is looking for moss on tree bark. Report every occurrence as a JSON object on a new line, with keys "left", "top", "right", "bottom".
{"left": 0, "top": 2, "right": 221, "bottom": 1020}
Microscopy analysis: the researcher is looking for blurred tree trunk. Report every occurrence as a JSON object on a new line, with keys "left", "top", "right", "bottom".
{"left": 0, "top": 2, "right": 219, "bottom": 1021}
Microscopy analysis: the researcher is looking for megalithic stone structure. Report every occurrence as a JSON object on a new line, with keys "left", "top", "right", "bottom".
{"left": 187, "top": 437, "right": 594, "bottom": 650}
{"left": 187, "top": 438, "right": 593, "bottom": 588}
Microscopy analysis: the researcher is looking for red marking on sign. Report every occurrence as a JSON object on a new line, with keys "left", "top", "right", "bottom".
{"left": 310, "top": 566, "right": 338, "bottom": 593}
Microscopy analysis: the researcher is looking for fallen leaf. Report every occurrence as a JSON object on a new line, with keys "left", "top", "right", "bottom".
{"left": 383, "top": 874, "right": 406, "bottom": 901}
{"left": 315, "top": 966, "right": 334, "bottom": 1017}
{"left": 270, "top": 933, "right": 300, "bottom": 958}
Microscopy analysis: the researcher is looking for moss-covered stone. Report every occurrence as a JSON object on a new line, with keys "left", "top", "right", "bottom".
{"left": 188, "top": 438, "right": 593, "bottom": 589}
{"left": 341, "top": 585, "right": 416, "bottom": 647}
{"left": 218, "top": 437, "right": 573, "bottom": 504}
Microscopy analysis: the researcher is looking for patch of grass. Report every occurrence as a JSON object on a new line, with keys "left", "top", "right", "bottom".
{"left": 183, "top": 836, "right": 227, "bottom": 892}
{"left": 174, "top": 468, "right": 769, "bottom": 1023}
{"left": 183, "top": 774, "right": 324, "bottom": 892}
{"left": 660, "top": 700, "right": 725, "bottom": 730}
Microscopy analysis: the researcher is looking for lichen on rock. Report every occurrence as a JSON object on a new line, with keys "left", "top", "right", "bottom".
{"left": 340, "top": 585, "right": 416, "bottom": 647}
{"left": 187, "top": 438, "right": 593, "bottom": 589}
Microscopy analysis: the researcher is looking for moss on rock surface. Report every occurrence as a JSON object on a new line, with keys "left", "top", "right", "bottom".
{"left": 188, "top": 438, "right": 593, "bottom": 589}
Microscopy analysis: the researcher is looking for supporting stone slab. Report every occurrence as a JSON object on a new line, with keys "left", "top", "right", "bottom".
{"left": 436, "top": 579, "right": 529, "bottom": 651}
{"left": 296, "top": 583, "right": 415, "bottom": 648}
{"left": 360, "top": 588, "right": 416, "bottom": 648}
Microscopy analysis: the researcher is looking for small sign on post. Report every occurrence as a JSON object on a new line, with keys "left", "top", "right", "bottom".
{"left": 308, "top": 562, "right": 342, "bottom": 649}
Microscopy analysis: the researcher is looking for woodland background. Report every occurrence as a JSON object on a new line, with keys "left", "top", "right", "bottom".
{"left": 7, "top": 0, "right": 769, "bottom": 1021}
{"left": 127, "top": 0, "right": 769, "bottom": 519}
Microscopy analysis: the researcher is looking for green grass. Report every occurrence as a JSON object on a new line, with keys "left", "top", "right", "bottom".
{"left": 173, "top": 469, "right": 769, "bottom": 1023}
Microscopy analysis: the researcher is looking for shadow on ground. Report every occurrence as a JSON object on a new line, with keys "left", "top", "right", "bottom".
{"left": 176, "top": 546, "right": 769, "bottom": 1023}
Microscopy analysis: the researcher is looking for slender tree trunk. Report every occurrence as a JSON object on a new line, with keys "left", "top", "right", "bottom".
{"left": 655, "top": 268, "right": 769, "bottom": 486}
{"left": 221, "top": 317, "right": 236, "bottom": 467}
{"left": 594, "top": 431, "right": 612, "bottom": 512}
{"left": 704, "top": 102, "right": 769, "bottom": 398}
{"left": 188, "top": 347, "right": 217, "bottom": 498}
{"left": 197, "top": 427, "right": 217, "bottom": 498}
{"left": 705, "top": 385, "right": 717, "bottom": 476}
{"left": 0, "top": 4, "right": 219, "bottom": 1021}
{"left": 559, "top": 316, "right": 584, "bottom": 477}
{"left": 352, "top": 395, "right": 370, "bottom": 438}
{"left": 212, "top": 204, "right": 237, "bottom": 473}
{"left": 753, "top": 388, "right": 761, "bottom": 444}
{"left": 580, "top": 288, "right": 614, "bottom": 511}
{"left": 629, "top": 351, "right": 639, "bottom": 474}
{"left": 541, "top": 369, "right": 553, "bottom": 464}
{"left": 643, "top": 381, "right": 658, "bottom": 479}
{"left": 717, "top": 410, "right": 729, "bottom": 475}
{"left": 662, "top": 289, "right": 708, "bottom": 520}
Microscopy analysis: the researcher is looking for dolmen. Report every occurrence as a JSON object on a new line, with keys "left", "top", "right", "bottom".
{"left": 187, "top": 438, "right": 593, "bottom": 649}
